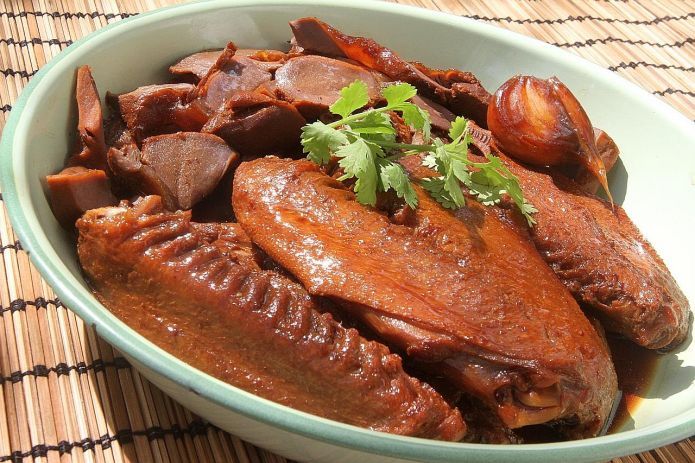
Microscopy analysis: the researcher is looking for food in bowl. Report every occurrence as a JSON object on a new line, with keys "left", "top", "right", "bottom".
{"left": 44, "top": 17, "right": 690, "bottom": 444}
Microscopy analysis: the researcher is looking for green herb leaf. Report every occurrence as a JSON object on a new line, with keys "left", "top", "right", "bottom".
{"left": 380, "top": 162, "right": 418, "bottom": 209}
{"left": 335, "top": 137, "right": 381, "bottom": 206}
{"left": 382, "top": 82, "right": 417, "bottom": 106}
{"left": 448, "top": 116, "right": 468, "bottom": 141}
{"left": 329, "top": 80, "right": 370, "bottom": 119}
{"left": 301, "top": 121, "right": 348, "bottom": 165}
{"left": 303, "top": 80, "right": 536, "bottom": 225}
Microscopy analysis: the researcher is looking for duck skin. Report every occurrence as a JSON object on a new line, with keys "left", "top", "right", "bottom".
{"left": 232, "top": 157, "right": 618, "bottom": 438}
{"left": 460, "top": 123, "right": 691, "bottom": 350}
{"left": 76, "top": 196, "right": 465, "bottom": 440}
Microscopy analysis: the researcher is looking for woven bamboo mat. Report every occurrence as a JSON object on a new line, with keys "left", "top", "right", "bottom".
{"left": 0, "top": 1, "right": 693, "bottom": 462}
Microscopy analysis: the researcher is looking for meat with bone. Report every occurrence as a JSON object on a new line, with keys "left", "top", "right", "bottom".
{"left": 76, "top": 196, "right": 466, "bottom": 441}
{"left": 431, "top": 122, "right": 690, "bottom": 350}
{"left": 289, "top": 17, "right": 491, "bottom": 125}
{"left": 232, "top": 157, "right": 618, "bottom": 438}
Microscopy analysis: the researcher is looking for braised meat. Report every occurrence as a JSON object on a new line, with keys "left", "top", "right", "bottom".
{"left": 441, "top": 123, "right": 690, "bottom": 350}
{"left": 46, "top": 167, "right": 117, "bottom": 228}
{"left": 107, "top": 132, "right": 237, "bottom": 211}
{"left": 233, "top": 157, "right": 618, "bottom": 438}
{"left": 191, "top": 43, "right": 272, "bottom": 115}
{"left": 170, "top": 50, "right": 224, "bottom": 82}
{"left": 77, "top": 196, "right": 466, "bottom": 441}
{"left": 116, "top": 83, "right": 199, "bottom": 142}
{"left": 274, "top": 55, "right": 385, "bottom": 119}
{"left": 67, "top": 66, "right": 108, "bottom": 170}
{"left": 202, "top": 91, "right": 306, "bottom": 158}
{"left": 289, "top": 17, "right": 491, "bottom": 124}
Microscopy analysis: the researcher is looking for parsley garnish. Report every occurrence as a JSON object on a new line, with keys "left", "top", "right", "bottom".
{"left": 300, "top": 80, "right": 536, "bottom": 225}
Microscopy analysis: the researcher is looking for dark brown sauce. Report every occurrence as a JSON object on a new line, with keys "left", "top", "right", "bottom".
{"left": 515, "top": 335, "right": 660, "bottom": 443}
{"left": 606, "top": 335, "right": 661, "bottom": 433}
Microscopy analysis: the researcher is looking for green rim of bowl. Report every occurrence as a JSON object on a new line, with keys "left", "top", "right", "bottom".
{"left": 1, "top": 1, "right": 693, "bottom": 461}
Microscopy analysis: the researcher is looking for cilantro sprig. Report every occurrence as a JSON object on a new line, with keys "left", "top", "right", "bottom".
{"left": 300, "top": 80, "right": 536, "bottom": 225}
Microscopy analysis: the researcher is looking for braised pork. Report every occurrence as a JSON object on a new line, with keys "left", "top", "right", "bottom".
{"left": 77, "top": 196, "right": 466, "bottom": 441}
{"left": 46, "top": 167, "right": 117, "bottom": 228}
{"left": 233, "top": 157, "right": 618, "bottom": 438}
{"left": 67, "top": 66, "right": 108, "bottom": 170}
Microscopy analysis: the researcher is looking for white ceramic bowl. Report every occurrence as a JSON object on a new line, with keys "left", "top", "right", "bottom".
{"left": 1, "top": 1, "right": 694, "bottom": 462}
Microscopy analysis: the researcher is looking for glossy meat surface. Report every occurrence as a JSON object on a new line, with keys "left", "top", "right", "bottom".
{"left": 77, "top": 197, "right": 465, "bottom": 440}
{"left": 289, "top": 17, "right": 490, "bottom": 124}
{"left": 233, "top": 157, "right": 617, "bottom": 438}
{"left": 202, "top": 91, "right": 306, "bottom": 158}
{"left": 46, "top": 167, "right": 117, "bottom": 228}
{"left": 464, "top": 123, "right": 690, "bottom": 349}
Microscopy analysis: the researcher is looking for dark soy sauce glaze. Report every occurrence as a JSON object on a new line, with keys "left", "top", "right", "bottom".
{"left": 607, "top": 335, "right": 661, "bottom": 433}
{"left": 516, "top": 334, "right": 660, "bottom": 443}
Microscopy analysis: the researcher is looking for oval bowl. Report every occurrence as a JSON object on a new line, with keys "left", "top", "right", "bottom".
{"left": 1, "top": 1, "right": 694, "bottom": 461}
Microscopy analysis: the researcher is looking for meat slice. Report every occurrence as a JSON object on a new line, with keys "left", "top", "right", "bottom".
{"left": 412, "top": 95, "right": 455, "bottom": 132}
{"left": 202, "top": 91, "right": 306, "bottom": 158}
{"left": 289, "top": 17, "right": 491, "bottom": 125}
{"left": 233, "top": 157, "right": 618, "bottom": 438}
{"left": 77, "top": 196, "right": 466, "bottom": 441}
{"left": 46, "top": 167, "right": 117, "bottom": 228}
{"left": 170, "top": 49, "right": 288, "bottom": 83}
{"left": 170, "top": 50, "right": 223, "bottom": 82}
{"left": 116, "top": 83, "right": 201, "bottom": 142}
{"left": 192, "top": 43, "right": 272, "bottom": 115}
{"left": 460, "top": 123, "right": 690, "bottom": 350}
{"left": 108, "top": 132, "right": 236, "bottom": 211}
{"left": 68, "top": 66, "right": 108, "bottom": 170}
{"left": 274, "top": 55, "right": 384, "bottom": 119}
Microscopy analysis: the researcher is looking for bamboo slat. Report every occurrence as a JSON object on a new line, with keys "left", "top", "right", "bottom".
{"left": 0, "top": 1, "right": 693, "bottom": 462}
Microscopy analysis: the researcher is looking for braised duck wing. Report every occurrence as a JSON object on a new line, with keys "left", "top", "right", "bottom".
{"left": 463, "top": 124, "right": 690, "bottom": 350}
{"left": 288, "top": 17, "right": 491, "bottom": 125}
{"left": 232, "top": 157, "right": 617, "bottom": 438}
{"left": 77, "top": 196, "right": 465, "bottom": 441}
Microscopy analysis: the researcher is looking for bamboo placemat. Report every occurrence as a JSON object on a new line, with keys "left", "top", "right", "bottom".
{"left": 0, "top": 1, "right": 693, "bottom": 462}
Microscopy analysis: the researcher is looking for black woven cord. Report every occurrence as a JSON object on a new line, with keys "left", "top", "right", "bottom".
{"left": 0, "top": 241, "right": 23, "bottom": 254}
{"left": 608, "top": 61, "right": 695, "bottom": 73}
{"left": 553, "top": 36, "right": 695, "bottom": 49}
{"left": 653, "top": 88, "right": 695, "bottom": 97}
{"left": 0, "top": 296, "right": 60, "bottom": 315}
{"left": 0, "top": 37, "right": 73, "bottom": 47}
{"left": 0, "top": 105, "right": 11, "bottom": 113}
{"left": 0, "top": 357, "right": 130, "bottom": 385}
{"left": 463, "top": 12, "right": 695, "bottom": 25}
{"left": 0, "top": 68, "right": 38, "bottom": 78}
{"left": 0, "top": 420, "right": 210, "bottom": 462}
{"left": 0, "top": 11, "right": 135, "bottom": 20}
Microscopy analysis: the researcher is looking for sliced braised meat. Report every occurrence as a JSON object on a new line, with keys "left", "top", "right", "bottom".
{"left": 46, "top": 167, "right": 117, "bottom": 228}
{"left": 192, "top": 43, "right": 272, "bottom": 115}
{"left": 447, "top": 123, "right": 690, "bottom": 350}
{"left": 289, "top": 17, "right": 491, "bottom": 125}
{"left": 108, "top": 132, "right": 237, "bottom": 211}
{"left": 202, "top": 91, "right": 306, "bottom": 158}
{"left": 77, "top": 196, "right": 466, "bottom": 441}
{"left": 233, "top": 157, "right": 618, "bottom": 439}
{"left": 170, "top": 49, "right": 287, "bottom": 83}
{"left": 412, "top": 95, "right": 455, "bottom": 132}
{"left": 116, "top": 83, "right": 202, "bottom": 143}
{"left": 170, "top": 50, "right": 223, "bottom": 82}
{"left": 274, "top": 55, "right": 385, "bottom": 119}
{"left": 67, "top": 66, "right": 108, "bottom": 170}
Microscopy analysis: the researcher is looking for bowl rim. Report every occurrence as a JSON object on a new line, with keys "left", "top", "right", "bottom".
{"left": 1, "top": 1, "right": 694, "bottom": 461}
